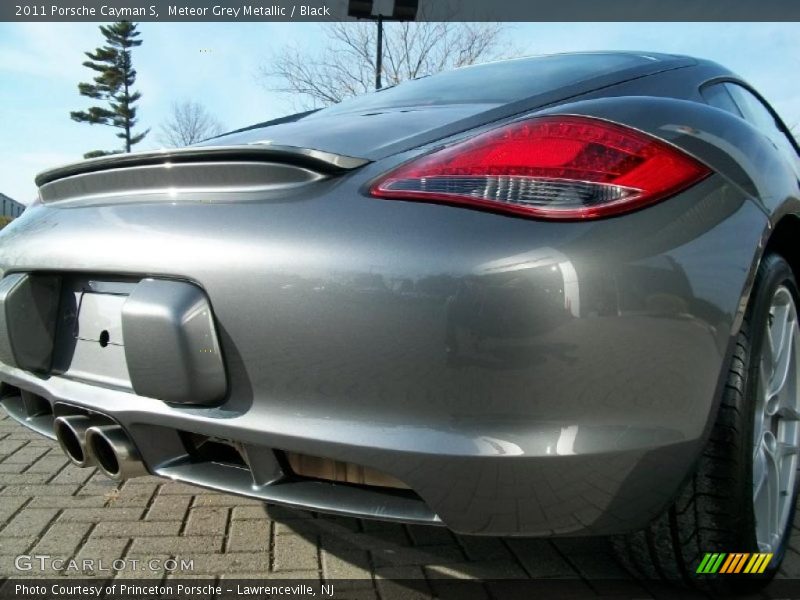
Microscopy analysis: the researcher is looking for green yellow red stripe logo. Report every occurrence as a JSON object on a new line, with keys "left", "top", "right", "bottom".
{"left": 696, "top": 553, "right": 772, "bottom": 574}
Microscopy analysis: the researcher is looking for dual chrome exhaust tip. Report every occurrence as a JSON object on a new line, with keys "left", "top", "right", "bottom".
{"left": 53, "top": 415, "right": 147, "bottom": 481}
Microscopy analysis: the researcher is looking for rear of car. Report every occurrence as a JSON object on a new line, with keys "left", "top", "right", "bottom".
{"left": 1, "top": 52, "right": 797, "bottom": 587}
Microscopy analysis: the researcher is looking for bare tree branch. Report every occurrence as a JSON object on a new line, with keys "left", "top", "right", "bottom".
{"left": 260, "top": 22, "right": 515, "bottom": 110}
{"left": 159, "top": 101, "right": 225, "bottom": 147}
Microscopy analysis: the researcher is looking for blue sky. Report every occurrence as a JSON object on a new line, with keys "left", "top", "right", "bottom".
{"left": 1, "top": 22, "right": 799, "bottom": 204}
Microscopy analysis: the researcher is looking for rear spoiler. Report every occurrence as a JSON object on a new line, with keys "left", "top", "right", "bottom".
{"left": 34, "top": 145, "right": 370, "bottom": 205}
{"left": 36, "top": 144, "right": 369, "bottom": 187}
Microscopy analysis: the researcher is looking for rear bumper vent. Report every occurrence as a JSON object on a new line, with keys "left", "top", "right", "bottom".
{"left": 0, "top": 385, "right": 55, "bottom": 440}
{"left": 284, "top": 451, "right": 410, "bottom": 490}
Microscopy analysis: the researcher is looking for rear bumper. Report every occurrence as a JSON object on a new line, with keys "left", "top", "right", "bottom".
{"left": 0, "top": 173, "right": 767, "bottom": 536}
{"left": 2, "top": 368, "right": 700, "bottom": 535}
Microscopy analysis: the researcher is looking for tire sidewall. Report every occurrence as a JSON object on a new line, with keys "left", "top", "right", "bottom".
{"left": 742, "top": 254, "right": 800, "bottom": 571}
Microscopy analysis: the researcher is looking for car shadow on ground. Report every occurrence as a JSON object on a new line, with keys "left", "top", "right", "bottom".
{"left": 262, "top": 503, "right": 712, "bottom": 599}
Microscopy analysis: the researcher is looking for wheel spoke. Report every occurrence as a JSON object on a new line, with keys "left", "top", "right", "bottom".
{"left": 767, "top": 303, "right": 795, "bottom": 400}
{"left": 764, "top": 439, "right": 781, "bottom": 543}
{"left": 776, "top": 399, "right": 800, "bottom": 421}
{"left": 765, "top": 318, "right": 777, "bottom": 380}
{"left": 753, "top": 285, "right": 800, "bottom": 554}
{"left": 753, "top": 444, "right": 769, "bottom": 499}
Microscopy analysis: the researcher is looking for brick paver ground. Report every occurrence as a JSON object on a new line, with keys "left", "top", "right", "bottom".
{"left": 2, "top": 412, "right": 800, "bottom": 597}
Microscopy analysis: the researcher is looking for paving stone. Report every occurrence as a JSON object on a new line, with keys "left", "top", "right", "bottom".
{"left": 183, "top": 553, "right": 271, "bottom": 575}
{"left": 0, "top": 473, "right": 52, "bottom": 484}
{"left": 321, "top": 549, "right": 372, "bottom": 580}
{"left": 133, "top": 476, "right": 164, "bottom": 485}
{"left": 30, "top": 521, "right": 93, "bottom": 555}
{"left": 78, "top": 488, "right": 124, "bottom": 505}
{"left": 159, "top": 482, "right": 202, "bottom": 495}
{"left": 184, "top": 506, "right": 229, "bottom": 536}
{"left": 85, "top": 470, "right": 114, "bottom": 484}
{"left": 0, "top": 536, "right": 37, "bottom": 556}
{"left": 128, "top": 536, "right": 224, "bottom": 554}
{"left": 11, "top": 438, "right": 55, "bottom": 446}
{"left": 0, "top": 440, "right": 26, "bottom": 457}
{"left": 27, "top": 495, "right": 107, "bottom": 509}
{"left": 69, "top": 537, "right": 130, "bottom": 577}
{"left": 113, "top": 553, "right": 171, "bottom": 580}
{"left": 99, "top": 483, "right": 157, "bottom": 507}
{"left": 117, "top": 481, "right": 160, "bottom": 499}
{"left": 49, "top": 465, "right": 97, "bottom": 485}
{"left": 0, "top": 508, "right": 59, "bottom": 537}
{"left": 0, "top": 496, "right": 27, "bottom": 526}
{"left": 275, "top": 519, "right": 321, "bottom": 537}
{"left": 231, "top": 505, "right": 270, "bottom": 521}
{"left": 193, "top": 494, "right": 263, "bottom": 507}
{"left": 25, "top": 455, "right": 71, "bottom": 474}
{"left": 0, "top": 484, "right": 80, "bottom": 496}
{"left": 145, "top": 494, "right": 192, "bottom": 521}
{"left": 0, "top": 463, "right": 28, "bottom": 474}
{"left": 2, "top": 445, "right": 50, "bottom": 464}
{"left": 505, "top": 538, "right": 578, "bottom": 578}
{"left": 59, "top": 507, "right": 145, "bottom": 522}
{"left": 273, "top": 534, "right": 319, "bottom": 572}
{"left": 92, "top": 520, "right": 182, "bottom": 537}
{"left": 226, "top": 518, "right": 270, "bottom": 553}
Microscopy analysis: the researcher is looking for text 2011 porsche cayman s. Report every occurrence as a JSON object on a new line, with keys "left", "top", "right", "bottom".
{"left": 1, "top": 52, "right": 799, "bottom": 586}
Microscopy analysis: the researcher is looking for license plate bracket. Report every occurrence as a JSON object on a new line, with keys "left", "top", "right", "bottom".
{"left": 52, "top": 277, "right": 138, "bottom": 390}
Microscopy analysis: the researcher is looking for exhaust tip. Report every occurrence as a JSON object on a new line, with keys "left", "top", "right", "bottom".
{"left": 91, "top": 431, "right": 120, "bottom": 477}
{"left": 53, "top": 416, "right": 94, "bottom": 467}
{"left": 85, "top": 425, "right": 147, "bottom": 481}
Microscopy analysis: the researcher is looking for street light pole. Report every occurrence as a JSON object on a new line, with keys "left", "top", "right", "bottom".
{"left": 347, "top": 1, "right": 418, "bottom": 91}
{"left": 375, "top": 15, "right": 383, "bottom": 89}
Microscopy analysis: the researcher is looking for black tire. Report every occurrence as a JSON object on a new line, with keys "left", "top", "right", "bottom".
{"left": 612, "top": 253, "right": 800, "bottom": 591}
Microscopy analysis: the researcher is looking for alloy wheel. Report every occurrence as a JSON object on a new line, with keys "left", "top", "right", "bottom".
{"left": 753, "top": 285, "right": 800, "bottom": 553}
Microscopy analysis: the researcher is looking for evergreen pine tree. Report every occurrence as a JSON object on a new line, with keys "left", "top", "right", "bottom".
{"left": 70, "top": 21, "right": 148, "bottom": 158}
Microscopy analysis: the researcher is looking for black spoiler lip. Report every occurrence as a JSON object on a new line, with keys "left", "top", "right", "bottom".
{"left": 34, "top": 144, "right": 370, "bottom": 188}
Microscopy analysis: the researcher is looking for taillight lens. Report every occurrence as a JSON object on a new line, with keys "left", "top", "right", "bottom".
{"left": 370, "top": 116, "right": 710, "bottom": 220}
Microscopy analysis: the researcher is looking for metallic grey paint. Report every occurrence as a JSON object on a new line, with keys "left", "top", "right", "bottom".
{"left": 1, "top": 52, "right": 799, "bottom": 536}
{"left": 122, "top": 278, "right": 227, "bottom": 405}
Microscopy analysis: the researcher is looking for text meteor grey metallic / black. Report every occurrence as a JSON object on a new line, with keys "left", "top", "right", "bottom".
{"left": 2, "top": 52, "right": 800, "bottom": 587}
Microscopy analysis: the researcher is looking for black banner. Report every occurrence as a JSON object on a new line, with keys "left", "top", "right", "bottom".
{"left": 2, "top": 578, "right": 799, "bottom": 599}
{"left": 4, "top": 0, "right": 800, "bottom": 22}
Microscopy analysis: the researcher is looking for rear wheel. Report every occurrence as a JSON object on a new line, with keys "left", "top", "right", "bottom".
{"left": 613, "top": 253, "right": 800, "bottom": 590}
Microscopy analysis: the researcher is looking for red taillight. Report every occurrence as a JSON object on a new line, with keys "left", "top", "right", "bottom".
{"left": 370, "top": 116, "right": 711, "bottom": 220}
